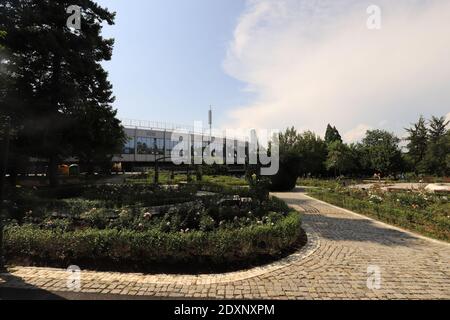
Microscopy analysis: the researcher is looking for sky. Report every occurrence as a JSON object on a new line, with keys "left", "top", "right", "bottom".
{"left": 96, "top": 0, "right": 450, "bottom": 142}
{"left": 96, "top": 0, "right": 250, "bottom": 129}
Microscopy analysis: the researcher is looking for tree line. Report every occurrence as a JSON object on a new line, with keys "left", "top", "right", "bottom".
{"left": 271, "top": 117, "right": 449, "bottom": 190}
{"left": 0, "top": 1, "right": 126, "bottom": 187}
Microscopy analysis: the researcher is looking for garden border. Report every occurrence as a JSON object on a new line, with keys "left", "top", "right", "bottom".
{"left": 303, "top": 192, "right": 450, "bottom": 246}
{"left": 4, "top": 224, "right": 319, "bottom": 286}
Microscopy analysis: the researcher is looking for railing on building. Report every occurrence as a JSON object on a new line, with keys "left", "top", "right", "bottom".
{"left": 119, "top": 118, "right": 249, "bottom": 141}
{"left": 120, "top": 118, "right": 204, "bottom": 134}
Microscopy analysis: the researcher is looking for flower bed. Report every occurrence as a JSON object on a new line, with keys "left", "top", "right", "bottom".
{"left": 309, "top": 185, "right": 449, "bottom": 241}
{"left": 4, "top": 211, "right": 301, "bottom": 269}
{"left": 3, "top": 183, "right": 303, "bottom": 272}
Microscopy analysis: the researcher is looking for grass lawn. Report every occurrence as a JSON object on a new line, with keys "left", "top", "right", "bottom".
{"left": 127, "top": 171, "right": 248, "bottom": 187}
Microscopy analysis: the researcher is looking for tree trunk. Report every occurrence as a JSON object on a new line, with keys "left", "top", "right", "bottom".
{"left": 8, "top": 157, "right": 17, "bottom": 187}
{"left": 0, "top": 118, "right": 11, "bottom": 269}
{"left": 47, "top": 53, "right": 62, "bottom": 189}
{"left": 0, "top": 125, "right": 10, "bottom": 197}
{"left": 86, "top": 162, "right": 95, "bottom": 176}
{"left": 48, "top": 155, "right": 59, "bottom": 187}
{"left": 154, "top": 159, "right": 159, "bottom": 184}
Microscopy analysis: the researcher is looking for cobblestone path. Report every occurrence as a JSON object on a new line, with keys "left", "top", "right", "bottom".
{"left": 1, "top": 190, "right": 449, "bottom": 299}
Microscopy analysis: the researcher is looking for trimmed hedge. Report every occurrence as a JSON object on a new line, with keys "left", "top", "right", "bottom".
{"left": 4, "top": 211, "right": 302, "bottom": 269}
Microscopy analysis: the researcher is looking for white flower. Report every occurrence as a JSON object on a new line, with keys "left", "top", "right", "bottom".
{"left": 143, "top": 212, "right": 152, "bottom": 219}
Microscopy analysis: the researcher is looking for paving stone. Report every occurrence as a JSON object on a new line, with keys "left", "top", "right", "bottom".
{"left": 1, "top": 191, "right": 449, "bottom": 299}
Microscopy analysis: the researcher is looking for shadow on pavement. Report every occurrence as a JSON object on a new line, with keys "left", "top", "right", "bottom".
{"left": 303, "top": 214, "right": 419, "bottom": 246}
{"left": 0, "top": 269, "right": 66, "bottom": 300}
{"left": 278, "top": 189, "right": 420, "bottom": 247}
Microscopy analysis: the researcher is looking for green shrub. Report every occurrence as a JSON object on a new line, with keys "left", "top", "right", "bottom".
{"left": 82, "top": 184, "right": 197, "bottom": 206}
{"left": 270, "top": 159, "right": 299, "bottom": 192}
{"left": 202, "top": 175, "right": 247, "bottom": 187}
{"left": 4, "top": 211, "right": 302, "bottom": 268}
{"left": 199, "top": 214, "right": 215, "bottom": 232}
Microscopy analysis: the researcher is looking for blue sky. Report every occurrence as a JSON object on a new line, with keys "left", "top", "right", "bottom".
{"left": 97, "top": 0, "right": 249, "bottom": 127}
{"left": 96, "top": 0, "right": 450, "bottom": 141}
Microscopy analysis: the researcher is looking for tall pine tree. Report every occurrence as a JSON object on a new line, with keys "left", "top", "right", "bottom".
{"left": 423, "top": 116, "right": 449, "bottom": 176}
{"left": 405, "top": 116, "right": 428, "bottom": 174}
{"left": 0, "top": 0, "right": 125, "bottom": 186}
{"left": 428, "top": 116, "right": 449, "bottom": 142}
{"left": 325, "top": 124, "right": 342, "bottom": 144}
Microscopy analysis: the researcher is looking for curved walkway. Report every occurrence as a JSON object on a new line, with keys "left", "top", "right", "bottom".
{"left": 1, "top": 189, "right": 449, "bottom": 299}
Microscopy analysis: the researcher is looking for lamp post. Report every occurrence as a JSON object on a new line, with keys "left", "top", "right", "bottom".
{"left": 153, "top": 155, "right": 174, "bottom": 185}
{"left": 152, "top": 142, "right": 172, "bottom": 185}
{"left": 0, "top": 116, "right": 11, "bottom": 270}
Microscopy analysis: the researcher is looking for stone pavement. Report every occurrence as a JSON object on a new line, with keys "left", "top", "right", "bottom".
{"left": 1, "top": 189, "right": 449, "bottom": 300}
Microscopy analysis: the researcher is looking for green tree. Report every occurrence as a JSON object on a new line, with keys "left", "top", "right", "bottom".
{"left": 0, "top": 30, "right": 12, "bottom": 127}
{"left": 428, "top": 116, "right": 449, "bottom": 141}
{"left": 0, "top": 30, "right": 6, "bottom": 108}
{"left": 324, "top": 124, "right": 342, "bottom": 144}
{"left": 423, "top": 116, "right": 449, "bottom": 176}
{"left": 69, "top": 104, "right": 125, "bottom": 174}
{"left": 270, "top": 127, "right": 302, "bottom": 191}
{"left": 325, "top": 141, "right": 355, "bottom": 176}
{"left": 361, "top": 130, "right": 403, "bottom": 177}
{"left": 405, "top": 116, "right": 428, "bottom": 173}
{"left": 0, "top": 0, "right": 125, "bottom": 186}
{"left": 446, "top": 131, "right": 450, "bottom": 174}
{"left": 270, "top": 128, "right": 327, "bottom": 191}
{"left": 297, "top": 131, "right": 327, "bottom": 176}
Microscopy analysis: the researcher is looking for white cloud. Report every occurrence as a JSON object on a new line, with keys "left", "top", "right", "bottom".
{"left": 343, "top": 124, "right": 372, "bottom": 143}
{"left": 223, "top": 0, "right": 450, "bottom": 138}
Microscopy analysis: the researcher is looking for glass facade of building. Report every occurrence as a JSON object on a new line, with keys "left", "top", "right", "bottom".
{"left": 135, "top": 137, "right": 165, "bottom": 155}
{"left": 165, "top": 139, "right": 179, "bottom": 152}
{"left": 123, "top": 137, "right": 135, "bottom": 154}
{"left": 120, "top": 130, "right": 244, "bottom": 160}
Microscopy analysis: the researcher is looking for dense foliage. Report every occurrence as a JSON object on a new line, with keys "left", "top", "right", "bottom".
{"left": 270, "top": 128, "right": 327, "bottom": 191}
{"left": 0, "top": 0, "right": 125, "bottom": 186}
{"left": 127, "top": 171, "right": 248, "bottom": 187}
{"left": 4, "top": 211, "right": 301, "bottom": 268}
{"left": 273, "top": 115, "right": 449, "bottom": 191}
{"left": 406, "top": 116, "right": 450, "bottom": 176}
{"left": 325, "top": 124, "right": 342, "bottom": 144}
{"left": 3, "top": 182, "right": 302, "bottom": 270}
